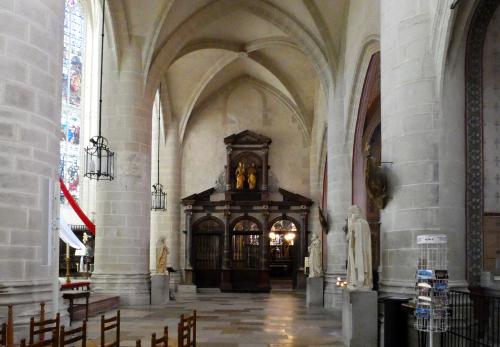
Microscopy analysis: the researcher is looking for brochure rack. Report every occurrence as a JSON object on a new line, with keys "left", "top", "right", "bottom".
{"left": 415, "top": 234, "right": 449, "bottom": 347}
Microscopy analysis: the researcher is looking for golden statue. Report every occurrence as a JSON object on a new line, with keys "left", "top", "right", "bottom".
{"left": 156, "top": 238, "right": 168, "bottom": 274}
{"left": 247, "top": 162, "right": 257, "bottom": 190}
{"left": 235, "top": 162, "right": 245, "bottom": 190}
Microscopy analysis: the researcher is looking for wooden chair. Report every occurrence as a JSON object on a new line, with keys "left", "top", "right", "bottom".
{"left": 151, "top": 327, "right": 168, "bottom": 347}
{"left": 177, "top": 311, "right": 196, "bottom": 347}
{"left": 21, "top": 328, "right": 58, "bottom": 347}
{"left": 29, "top": 312, "right": 60, "bottom": 345}
{"left": 1, "top": 304, "right": 15, "bottom": 347}
{"left": 136, "top": 327, "right": 168, "bottom": 347}
{"left": 1, "top": 322, "right": 6, "bottom": 347}
{"left": 60, "top": 320, "right": 86, "bottom": 347}
{"left": 100, "top": 311, "right": 120, "bottom": 347}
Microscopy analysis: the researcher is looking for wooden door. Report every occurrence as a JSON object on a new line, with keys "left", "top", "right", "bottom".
{"left": 194, "top": 233, "right": 222, "bottom": 288}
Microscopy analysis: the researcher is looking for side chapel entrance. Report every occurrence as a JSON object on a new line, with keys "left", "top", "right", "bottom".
{"left": 183, "top": 130, "right": 312, "bottom": 292}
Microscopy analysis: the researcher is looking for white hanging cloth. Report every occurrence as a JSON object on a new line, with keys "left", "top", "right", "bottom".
{"left": 59, "top": 216, "right": 86, "bottom": 251}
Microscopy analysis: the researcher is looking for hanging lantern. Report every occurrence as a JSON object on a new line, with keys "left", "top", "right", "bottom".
{"left": 84, "top": 0, "right": 114, "bottom": 180}
{"left": 84, "top": 136, "right": 114, "bottom": 180}
{"left": 151, "top": 84, "right": 167, "bottom": 211}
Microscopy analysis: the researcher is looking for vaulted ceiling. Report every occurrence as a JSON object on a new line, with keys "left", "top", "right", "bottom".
{"left": 108, "top": 0, "right": 348, "bottom": 141}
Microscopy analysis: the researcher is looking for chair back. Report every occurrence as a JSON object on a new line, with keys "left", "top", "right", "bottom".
{"left": 60, "top": 320, "right": 86, "bottom": 347}
{"left": 177, "top": 311, "right": 196, "bottom": 347}
{"left": 21, "top": 328, "right": 58, "bottom": 347}
{"left": 100, "top": 311, "right": 120, "bottom": 347}
{"left": 2, "top": 304, "right": 14, "bottom": 347}
{"left": 151, "top": 327, "right": 168, "bottom": 347}
{"left": 29, "top": 313, "right": 60, "bottom": 345}
{"left": 0, "top": 322, "right": 6, "bottom": 347}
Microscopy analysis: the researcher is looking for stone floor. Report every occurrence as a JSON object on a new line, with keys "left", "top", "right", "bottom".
{"left": 84, "top": 290, "right": 345, "bottom": 347}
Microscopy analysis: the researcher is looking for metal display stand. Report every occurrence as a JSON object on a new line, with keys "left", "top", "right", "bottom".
{"left": 414, "top": 234, "right": 449, "bottom": 347}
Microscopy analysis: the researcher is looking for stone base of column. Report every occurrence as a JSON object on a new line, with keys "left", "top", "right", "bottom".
{"left": 92, "top": 273, "right": 150, "bottom": 306}
{"left": 324, "top": 273, "right": 344, "bottom": 311}
{"left": 306, "top": 276, "right": 324, "bottom": 307}
{"left": 0, "top": 279, "right": 69, "bottom": 342}
{"left": 169, "top": 272, "right": 181, "bottom": 292}
{"left": 151, "top": 274, "right": 169, "bottom": 305}
{"left": 182, "top": 269, "right": 194, "bottom": 284}
{"left": 342, "top": 289, "right": 377, "bottom": 347}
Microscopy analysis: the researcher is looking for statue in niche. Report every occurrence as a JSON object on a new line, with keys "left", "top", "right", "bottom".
{"left": 156, "top": 237, "right": 168, "bottom": 274}
{"left": 247, "top": 162, "right": 258, "bottom": 190}
{"left": 346, "top": 205, "right": 373, "bottom": 290}
{"left": 308, "top": 233, "right": 322, "bottom": 277}
{"left": 365, "top": 143, "right": 388, "bottom": 209}
{"left": 235, "top": 161, "right": 246, "bottom": 190}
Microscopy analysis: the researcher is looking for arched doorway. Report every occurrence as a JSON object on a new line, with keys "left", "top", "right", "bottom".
{"left": 352, "top": 52, "right": 381, "bottom": 289}
{"left": 269, "top": 218, "right": 300, "bottom": 289}
{"left": 231, "top": 217, "right": 262, "bottom": 290}
{"left": 193, "top": 217, "right": 224, "bottom": 288}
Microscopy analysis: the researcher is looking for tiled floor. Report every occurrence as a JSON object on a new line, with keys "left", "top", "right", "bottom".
{"left": 85, "top": 290, "right": 345, "bottom": 347}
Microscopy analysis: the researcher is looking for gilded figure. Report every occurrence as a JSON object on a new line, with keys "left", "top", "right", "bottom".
{"left": 247, "top": 162, "right": 257, "bottom": 190}
{"left": 235, "top": 162, "right": 246, "bottom": 190}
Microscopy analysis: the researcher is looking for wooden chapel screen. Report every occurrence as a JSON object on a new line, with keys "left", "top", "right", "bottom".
{"left": 193, "top": 218, "right": 223, "bottom": 288}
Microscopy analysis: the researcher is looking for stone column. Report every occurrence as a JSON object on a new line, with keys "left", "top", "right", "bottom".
{"left": 0, "top": 0, "right": 65, "bottom": 330}
{"left": 92, "top": 45, "right": 151, "bottom": 305}
{"left": 150, "top": 114, "right": 181, "bottom": 288}
{"left": 379, "top": 0, "right": 467, "bottom": 293}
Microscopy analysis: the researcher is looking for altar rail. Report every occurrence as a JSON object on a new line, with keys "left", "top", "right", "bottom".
{"left": 441, "top": 289, "right": 500, "bottom": 346}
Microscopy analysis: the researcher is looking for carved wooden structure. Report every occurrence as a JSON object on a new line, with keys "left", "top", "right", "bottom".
{"left": 182, "top": 130, "right": 312, "bottom": 292}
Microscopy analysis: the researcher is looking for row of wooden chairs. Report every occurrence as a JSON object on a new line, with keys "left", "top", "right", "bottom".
{"left": 2, "top": 306, "right": 196, "bottom": 347}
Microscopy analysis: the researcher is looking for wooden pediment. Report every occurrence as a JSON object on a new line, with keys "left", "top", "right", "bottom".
{"left": 182, "top": 188, "right": 214, "bottom": 204}
{"left": 279, "top": 188, "right": 313, "bottom": 205}
{"left": 224, "top": 130, "right": 272, "bottom": 146}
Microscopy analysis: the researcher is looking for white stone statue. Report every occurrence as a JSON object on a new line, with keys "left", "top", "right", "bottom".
{"left": 155, "top": 237, "right": 168, "bottom": 274}
{"left": 346, "top": 205, "right": 373, "bottom": 290}
{"left": 308, "top": 233, "right": 322, "bottom": 277}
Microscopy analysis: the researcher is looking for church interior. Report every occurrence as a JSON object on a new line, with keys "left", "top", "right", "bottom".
{"left": 1, "top": 0, "right": 500, "bottom": 346}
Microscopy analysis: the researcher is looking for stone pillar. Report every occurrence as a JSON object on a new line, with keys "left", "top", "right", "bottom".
{"left": 150, "top": 114, "right": 181, "bottom": 288}
{"left": 0, "top": 0, "right": 65, "bottom": 330}
{"left": 92, "top": 45, "right": 151, "bottom": 305}
{"left": 379, "top": 0, "right": 466, "bottom": 292}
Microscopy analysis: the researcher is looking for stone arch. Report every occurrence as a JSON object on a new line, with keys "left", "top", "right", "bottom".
{"left": 182, "top": 75, "right": 310, "bottom": 146}
{"left": 145, "top": 0, "right": 333, "bottom": 104}
{"left": 464, "top": 0, "right": 500, "bottom": 286}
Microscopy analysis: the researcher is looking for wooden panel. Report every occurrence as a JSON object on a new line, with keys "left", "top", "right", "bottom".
{"left": 483, "top": 215, "right": 500, "bottom": 271}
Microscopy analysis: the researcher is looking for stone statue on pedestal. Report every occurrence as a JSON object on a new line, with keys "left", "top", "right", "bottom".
{"left": 156, "top": 237, "right": 168, "bottom": 274}
{"left": 346, "top": 205, "right": 373, "bottom": 290}
{"left": 308, "top": 233, "right": 322, "bottom": 277}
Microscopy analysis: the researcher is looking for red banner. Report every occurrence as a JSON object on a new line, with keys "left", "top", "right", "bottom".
{"left": 59, "top": 178, "right": 96, "bottom": 234}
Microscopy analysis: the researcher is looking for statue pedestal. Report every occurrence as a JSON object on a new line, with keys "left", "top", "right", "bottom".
{"left": 342, "top": 289, "right": 377, "bottom": 347}
{"left": 306, "top": 276, "right": 324, "bottom": 307}
{"left": 151, "top": 274, "right": 170, "bottom": 305}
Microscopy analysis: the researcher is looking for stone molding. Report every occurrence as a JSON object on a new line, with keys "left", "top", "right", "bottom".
{"left": 465, "top": 0, "right": 500, "bottom": 286}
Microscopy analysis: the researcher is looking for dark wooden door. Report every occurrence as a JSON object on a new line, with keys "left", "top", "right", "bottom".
{"left": 194, "top": 233, "right": 222, "bottom": 288}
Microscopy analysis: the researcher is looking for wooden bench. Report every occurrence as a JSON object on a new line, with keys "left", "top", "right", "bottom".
{"left": 62, "top": 291, "right": 90, "bottom": 326}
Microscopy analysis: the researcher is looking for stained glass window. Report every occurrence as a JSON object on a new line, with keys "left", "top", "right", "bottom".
{"left": 60, "top": 0, "right": 85, "bottom": 204}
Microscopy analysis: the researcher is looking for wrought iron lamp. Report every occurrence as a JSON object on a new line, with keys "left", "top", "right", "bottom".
{"left": 151, "top": 84, "right": 166, "bottom": 211}
{"left": 84, "top": 0, "right": 114, "bottom": 180}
